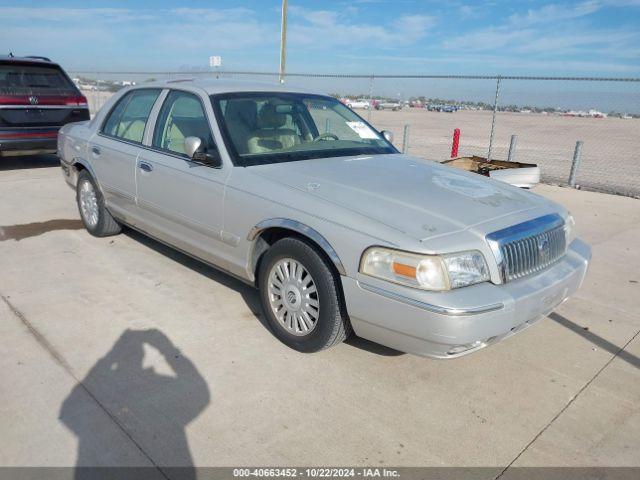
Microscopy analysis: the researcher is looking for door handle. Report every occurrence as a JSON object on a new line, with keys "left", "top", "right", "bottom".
{"left": 138, "top": 161, "right": 153, "bottom": 172}
{"left": 91, "top": 146, "right": 101, "bottom": 156}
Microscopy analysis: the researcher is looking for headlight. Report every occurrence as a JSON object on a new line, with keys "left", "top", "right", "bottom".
{"left": 360, "top": 247, "right": 490, "bottom": 291}
{"left": 564, "top": 213, "right": 576, "bottom": 245}
{"left": 442, "top": 251, "right": 491, "bottom": 289}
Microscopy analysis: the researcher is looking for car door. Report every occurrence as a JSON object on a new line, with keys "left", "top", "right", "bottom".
{"left": 136, "top": 88, "right": 230, "bottom": 268}
{"left": 90, "top": 88, "right": 161, "bottom": 219}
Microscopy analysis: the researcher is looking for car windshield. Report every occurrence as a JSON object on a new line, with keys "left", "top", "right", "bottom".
{"left": 211, "top": 92, "right": 397, "bottom": 166}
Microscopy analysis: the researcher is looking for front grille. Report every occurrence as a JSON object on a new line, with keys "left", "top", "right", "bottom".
{"left": 487, "top": 214, "right": 567, "bottom": 282}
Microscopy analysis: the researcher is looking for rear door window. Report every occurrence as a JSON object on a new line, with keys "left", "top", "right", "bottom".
{"left": 102, "top": 89, "right": 161, "bottom": 144}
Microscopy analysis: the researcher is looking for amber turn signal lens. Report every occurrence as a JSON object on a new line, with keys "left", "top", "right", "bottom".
{"left": 392, "top": 262, "right": 417, "bottom": 278}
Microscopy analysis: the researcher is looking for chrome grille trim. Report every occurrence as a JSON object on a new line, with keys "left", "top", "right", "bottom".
{"left": 486, "top": 214, "right": 567, "bottom": 283}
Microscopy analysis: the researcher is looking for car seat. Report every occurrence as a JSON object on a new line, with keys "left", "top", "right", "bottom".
{"left": 247, "top": 103, "right": 300, "bottom": 154}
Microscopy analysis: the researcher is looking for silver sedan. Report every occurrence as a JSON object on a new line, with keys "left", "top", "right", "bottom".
{"left": 58, "top": 80, "right": 590, "bottom": 358}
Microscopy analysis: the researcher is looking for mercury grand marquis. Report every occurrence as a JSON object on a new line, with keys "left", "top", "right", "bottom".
{"left": 58, "top": 80, "right": 591, "bottom": 358}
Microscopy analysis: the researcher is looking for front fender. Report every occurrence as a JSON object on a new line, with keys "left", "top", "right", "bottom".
{"left": 247, "top": 218, "right": 347, "bottom": 277}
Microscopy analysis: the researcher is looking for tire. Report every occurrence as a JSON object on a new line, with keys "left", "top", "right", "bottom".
{"left": 258, "top": 237, "right": 351, "bottom": 353}
{"left": 76, "top": 169, "right": 121, "bottom": 237}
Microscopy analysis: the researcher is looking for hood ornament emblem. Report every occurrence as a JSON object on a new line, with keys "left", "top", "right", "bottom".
{"left": 537, "top": 235, "right": 550, "bottom": 261}
{"left": 28, "top": 96, "right": 39, "bottom": 105}
{"left": 306, "top": 182, "right": 320, "bottom": 191}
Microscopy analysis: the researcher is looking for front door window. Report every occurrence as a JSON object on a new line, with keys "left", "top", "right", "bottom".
{"left": 152, "top": 90, "right": 215, "bottom": 157}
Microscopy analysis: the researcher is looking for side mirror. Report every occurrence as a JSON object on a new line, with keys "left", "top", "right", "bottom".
{"left": 184, "top": 136, "right": 202, "bottom": 158}
{"left": 381, "top": 130, "right": 394, "bottom": 143}
{"left": 184, "top": 136, "right": 222, "bottom": 168}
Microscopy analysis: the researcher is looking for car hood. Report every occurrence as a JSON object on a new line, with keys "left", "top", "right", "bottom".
{"left": 250, "top": 154, "right": 554, "bottom": 241}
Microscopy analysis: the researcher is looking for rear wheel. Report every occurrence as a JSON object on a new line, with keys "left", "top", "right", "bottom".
{"left": 76, "top": 170, "right": 121, "bottom": 237}
{"left": 258, "top": 237, "right": 351, "bottom": 352}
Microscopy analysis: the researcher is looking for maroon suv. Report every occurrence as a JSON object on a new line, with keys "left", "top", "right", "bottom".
{"left": 0, "top": 55, "right": 90, "bottom": 157}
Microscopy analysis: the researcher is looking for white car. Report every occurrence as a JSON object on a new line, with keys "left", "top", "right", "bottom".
{"left": 346, "top": 99, "right": 370, "bottom": 110}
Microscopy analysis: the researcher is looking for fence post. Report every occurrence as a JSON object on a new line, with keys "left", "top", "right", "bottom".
{"left": 367, "top": 74, "right": 374, "bottom": 122}
{"left": 507, "top": 135, "right": 518, "bottom": 162}
{"left": 95, "top": 72, "right": 101, "bottom": 112}
{"left": 402, "top": 124, "right": 410, "bottom": 153}
{"left": 94, "top": 72, "right": 99, "bottom": 104}
{"left": 487, "top": 76, "right": 501, "bottom": 161}
{"left": 569, "top": 140, "right": 583, "bottom": 187}
{"left": 451, "top": 128, "right": 460, "bottom": 158}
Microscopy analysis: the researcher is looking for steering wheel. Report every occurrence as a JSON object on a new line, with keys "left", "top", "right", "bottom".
{"left": 313, "top": 132, "right": 339, "bottom": 142}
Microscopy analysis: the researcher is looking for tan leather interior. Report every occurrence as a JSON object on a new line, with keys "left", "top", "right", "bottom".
{"left": 117, "top": 120, "right": 146, "bottom": 143}
{"left": 158, "top": 95, "right": 212, "bottom": 155}
{"left": 247, "top": 103, "right": 301, "bottom": 154}
{"left": 224, "top": 100, "right": 257, "bottom": 155}
{"left": 163, "top": 122, "right": 186, "bottom": 154}
{"left": 111, "top": 91, "right": 160, "bottom": 143}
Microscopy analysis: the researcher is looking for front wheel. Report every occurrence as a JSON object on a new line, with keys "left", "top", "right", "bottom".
{"left": 76, "top": 170, "right": 121, "bottom": 237}
{"left": 258, "top": 237, "right": 351, "bottom": 353}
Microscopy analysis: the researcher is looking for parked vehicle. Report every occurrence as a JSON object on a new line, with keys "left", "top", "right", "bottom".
{"left": 58, "top": 80, "right": 590, "bottom": 358}
{"left": 1, "top": 55, "right": 89, "bottom": 157}
{"left": 428, "top": 104, "right": 456, "bottom": 113}
{"left": 375, "top": 101, "right": 402, "bottom": 111}
{"left": 346, "top": 99, "right": 370, "bottom": 110}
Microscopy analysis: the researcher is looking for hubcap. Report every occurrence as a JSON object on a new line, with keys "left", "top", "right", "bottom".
{"left": 79, "top": 180, "right": 99, "bottom": 228}
{"left": 267, "top": 258, "right": 320, "bottom": 336}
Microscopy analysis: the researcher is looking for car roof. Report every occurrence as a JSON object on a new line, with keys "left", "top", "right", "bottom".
{"left": 139, "top": 78, "right": 323, "bottom": 96}
{"left": 0, "top": 55, "right": 57, "bottom": 65}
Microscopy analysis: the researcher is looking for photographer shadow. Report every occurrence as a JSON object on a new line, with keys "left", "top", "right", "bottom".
{"left": 59, "top": 329, "right": 210, "bottom": 480}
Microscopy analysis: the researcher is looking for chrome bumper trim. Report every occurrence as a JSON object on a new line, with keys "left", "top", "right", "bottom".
{"left": 358, "top": 281, "right": 504, "bottom": 316}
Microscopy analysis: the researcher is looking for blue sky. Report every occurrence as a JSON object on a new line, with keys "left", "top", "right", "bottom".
{"left": 1, "top": 0, "right": 639, "bottom": 76}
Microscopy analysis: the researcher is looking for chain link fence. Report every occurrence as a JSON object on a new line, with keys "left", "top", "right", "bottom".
{"left": 69, "top": 70, "right": 640, "bottom": 198}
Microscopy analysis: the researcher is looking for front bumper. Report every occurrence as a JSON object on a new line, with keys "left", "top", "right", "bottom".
{"left": 342, "top": 238, "right": 591, "bottom": 358}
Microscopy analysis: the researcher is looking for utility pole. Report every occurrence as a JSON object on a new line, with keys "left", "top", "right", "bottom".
{"left": 279, "top": 0, "right": 288, "bottom": 84}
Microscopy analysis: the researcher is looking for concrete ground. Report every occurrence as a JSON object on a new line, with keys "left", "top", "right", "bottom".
{"left": 1, "top": 155, "right": 639, "bottom": 473}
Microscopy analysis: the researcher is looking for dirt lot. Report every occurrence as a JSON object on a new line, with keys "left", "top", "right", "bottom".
{"left": 1, "top": 156, "right": 639, "bottom": 474}
{"left": 369, "top": 109, "right": 640, "bottom": 197}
